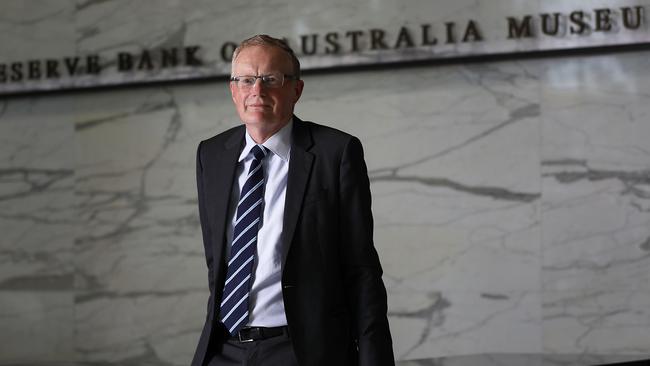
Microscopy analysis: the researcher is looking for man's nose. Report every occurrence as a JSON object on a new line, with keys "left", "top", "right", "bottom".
{"left": 251, "top": 78, "right": 267, "bottom": 92}
{"left": 253, "top": 78, "right": 266, "bottom": 88}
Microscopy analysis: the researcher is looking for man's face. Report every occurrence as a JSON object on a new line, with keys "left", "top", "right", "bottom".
{"left": 230, "top": 45, "right": 304, "bottom": 132}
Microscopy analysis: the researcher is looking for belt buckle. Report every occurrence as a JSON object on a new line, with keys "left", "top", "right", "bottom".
{"left": 237, "top": 328, "right": 255, "bottom": 343}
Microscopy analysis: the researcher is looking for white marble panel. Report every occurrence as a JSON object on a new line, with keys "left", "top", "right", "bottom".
{"left": 0, "top": 291, "right": 74, "bottom": 362}
{"left": 390, "top": 290, "right": 541, "bottom": 360}
{"left": 0, "top": 94, "right": 76, "bottom": 362}
{"left": 75, "top": 292, "right": 204, "bottom": 364}
{"left": 76, "top": 0, "right": 190, "bottom": 54}
{"left": 0, "top": 96, "right": 75, "bottom": 289}
{"left": 538, "top": 50, "right": 650, "bottom": 356}
{"left": 542, "top": 176, "right": 650, "bottom": 292}
{"left": 300, "top": 62, "right": 542, "bottom": 295}
{"left": 543, "top": 290, "right": 650, "bottom": 354}
{"left": 299, "top": 61, "right": 542, "bottom": 192}
{"left": 0, "top": 1, "right": 75, "bottom": 62}
{"left": 541, "top": 52, "right": 650, "bottom": 293}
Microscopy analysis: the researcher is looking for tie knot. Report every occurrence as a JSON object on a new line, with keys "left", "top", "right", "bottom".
{"left": 250, "top": 145, "right": 268, "bottom": 161}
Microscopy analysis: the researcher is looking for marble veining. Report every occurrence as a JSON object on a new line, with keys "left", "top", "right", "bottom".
{"left": 1, "top": 1, "right": 650, "bottom": 363}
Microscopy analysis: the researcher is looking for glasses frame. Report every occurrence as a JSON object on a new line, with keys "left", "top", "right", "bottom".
{"left": 230, "top": 73, "right": 298, "bottom": 90}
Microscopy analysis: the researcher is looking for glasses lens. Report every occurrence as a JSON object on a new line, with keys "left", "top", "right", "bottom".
{"left": 239, "top": 76, "right": 257, "bottom": 87}
{"left": 262, "top": 74, "right": 283, "bottom": 88}
{"left": 233, "top": 73, "right": 288, "bottom": 89}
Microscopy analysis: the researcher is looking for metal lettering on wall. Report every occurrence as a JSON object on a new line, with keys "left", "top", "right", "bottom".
{"left": 0, "top": 1, "right": 648, "bottom": 94}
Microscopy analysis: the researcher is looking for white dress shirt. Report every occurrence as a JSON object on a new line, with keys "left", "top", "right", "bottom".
{"left": 225, "top": 119, "right": 292, "bottom": 327}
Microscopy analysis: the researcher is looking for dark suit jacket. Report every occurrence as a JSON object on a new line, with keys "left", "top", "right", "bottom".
{"left": 192, "top": 117, "right": 394, "bottom": 366}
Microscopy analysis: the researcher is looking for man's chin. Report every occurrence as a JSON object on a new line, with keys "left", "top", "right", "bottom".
{"left": 241, "top": 113, "right": 282, "bottom": 126}
{"left": 242, "top": 116, "right": 268, "bottom": 125}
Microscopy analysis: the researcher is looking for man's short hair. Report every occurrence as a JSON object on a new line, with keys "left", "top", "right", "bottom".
{"left": 232, "top": 34, "right": 301, "bottom": 79}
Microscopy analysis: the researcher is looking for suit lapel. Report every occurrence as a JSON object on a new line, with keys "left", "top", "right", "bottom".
{"left": 205, "top": 127, "right": 245, "bottom": 279}
{"left": 282, "top": 117, "right": 314, "bottom": 262}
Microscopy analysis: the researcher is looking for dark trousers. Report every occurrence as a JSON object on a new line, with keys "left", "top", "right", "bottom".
{"left": 207, "top": 331, "right": 299, "bottom": 366}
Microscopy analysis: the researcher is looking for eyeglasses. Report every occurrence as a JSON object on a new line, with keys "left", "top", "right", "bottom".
{"left": 230, "top": 73, "right": 298, "bottom": 89}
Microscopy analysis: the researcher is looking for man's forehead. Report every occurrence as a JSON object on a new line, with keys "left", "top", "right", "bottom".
{"left": 232, "top": 45, "right": 292, "bottom": 72}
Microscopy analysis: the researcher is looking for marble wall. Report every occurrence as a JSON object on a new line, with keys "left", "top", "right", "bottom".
{"left": 1, "top": 1, "right": 650, "bottom": 365}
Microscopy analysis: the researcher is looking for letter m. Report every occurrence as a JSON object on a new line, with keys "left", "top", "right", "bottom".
{"left": 507, "top": 16, "right": 534, "bottom": 39}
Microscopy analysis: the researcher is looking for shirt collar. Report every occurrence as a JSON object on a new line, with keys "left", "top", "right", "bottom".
{"left": 238, "top": 118, "right": 293, "bottom": 163}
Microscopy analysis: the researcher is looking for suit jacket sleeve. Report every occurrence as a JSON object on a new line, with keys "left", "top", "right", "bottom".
{"left": 339, "top": 136, "right": 395, "bottom": 366}
{"left": 196, "top": 141, "right": 215, "bottom": 316}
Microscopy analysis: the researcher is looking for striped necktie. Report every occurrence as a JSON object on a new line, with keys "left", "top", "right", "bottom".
{"left": 220, "top": 144, "right": 269, "bottom": 335}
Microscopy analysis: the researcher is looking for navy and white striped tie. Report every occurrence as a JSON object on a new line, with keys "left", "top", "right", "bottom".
{"left": 220, "top": 144, "right": 269, "bottom": 335}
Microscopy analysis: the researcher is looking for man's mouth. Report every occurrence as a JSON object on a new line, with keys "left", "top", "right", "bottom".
{"left": 247, "top": 103, "right": 270, "bottom": 109}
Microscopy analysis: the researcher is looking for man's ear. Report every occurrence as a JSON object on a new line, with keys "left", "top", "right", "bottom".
{"left": 293, "top": 79, "right": 304, "bottom": 103}
{"left": 229, "top": 81, "right": 237, "bottom": 103}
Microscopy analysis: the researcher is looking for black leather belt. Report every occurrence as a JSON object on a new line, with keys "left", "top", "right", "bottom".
{"left": 231, "top": 326, "right": 289, "bottom": 343}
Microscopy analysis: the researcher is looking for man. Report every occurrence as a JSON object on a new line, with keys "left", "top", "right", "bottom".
{"left": 192, "top": 34, "right": 394, "bottom": 366}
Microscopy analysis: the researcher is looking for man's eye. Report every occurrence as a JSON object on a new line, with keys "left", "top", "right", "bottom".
{"left": 240, "top": 77, "right": 256, "bottom": 85}
{"left": 264, "top": 76, "right": 278, "bottom": 84}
